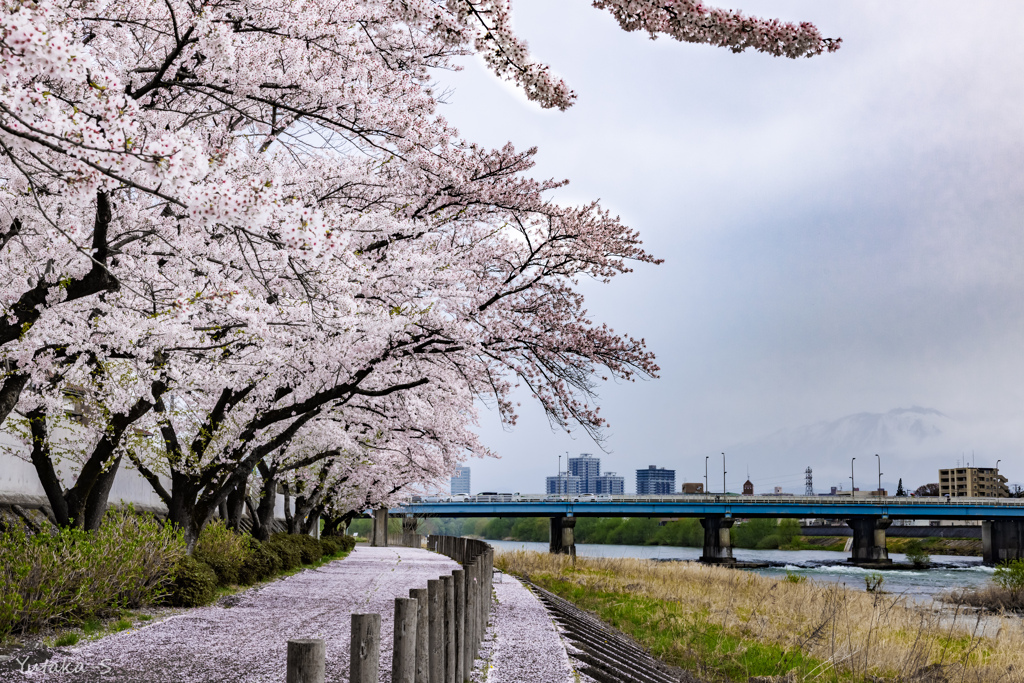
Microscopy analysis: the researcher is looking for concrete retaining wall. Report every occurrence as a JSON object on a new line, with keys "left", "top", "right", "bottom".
{"left": 801, "top": 525, "right": 982, "bottom": 539}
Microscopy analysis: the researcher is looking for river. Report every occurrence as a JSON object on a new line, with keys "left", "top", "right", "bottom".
{"left": 486, "top": 540, "right": 995, "bottom": 599}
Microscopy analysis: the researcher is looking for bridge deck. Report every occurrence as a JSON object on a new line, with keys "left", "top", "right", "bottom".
{"left": 395, "top": 495, "right": 1024, "bottom": 520}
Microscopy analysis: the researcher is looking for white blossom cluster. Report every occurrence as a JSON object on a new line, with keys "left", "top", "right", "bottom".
{"left": 0, "top": 0, "right": 836, "bottom": 543}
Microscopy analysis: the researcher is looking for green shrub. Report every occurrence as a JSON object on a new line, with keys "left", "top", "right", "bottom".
{"left": 755, "top": 535, "right": 781, "bottom": 550}
{"left": 321, "top": 534, "right": 356, "bottom": 555}
{"left": 319, "top": 536, "right": 341, "bottom": 557}
{"left": 0, "top": 508, "right": 184, "bottom": 636}
{"left": 166, "top": 555, "right": 218, "bottom": 607}
{"left": 865, "top": 573, "right": 885, "bottom": 593}
{"left": 904, "top": 541, "right": 931, "bottom": 568}
{"left": 292, "top": 534, "right": 323, "bottom": 564}
{"left": 784, "top": 571, "right": 807, "bottom": 584}
{"left": 237, "top": 538, "right": 281, "bottom": 585}
{"left": 193, "top": 520, "right": 250, "bottom": 586}
{"left": 266, "top": 535, "right": 302, "bottom": 570}
{"left": 994, "top": 558, "right": 1024, "bottom": 595}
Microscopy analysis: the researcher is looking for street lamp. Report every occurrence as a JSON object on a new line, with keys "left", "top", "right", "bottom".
{"left": 558, "top": 453, "right": 561, "bottom": 495}
{"left": 850, "top": 457, "right": 856, "bottom": 499}
{"left": 722, "top": 452, "right": 727, "bottom": 495}
{"left": 705, "top": 456, "right": 709, "bottom": 495}
{"left": 875, "top": 454, "right": 882, "bottom": 496}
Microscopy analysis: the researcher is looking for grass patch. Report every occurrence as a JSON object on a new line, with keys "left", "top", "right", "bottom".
{"left": 81, "top": 618, "right": 102, "bottom": 635}
{"left": 499, "top": 551, "right": 1023, "bottom": 682}
{"left": 111, "top": 618, "right": 132, "bottom": 632}
{"left": 54, "top": 632, "right": 79, "bottom": 647}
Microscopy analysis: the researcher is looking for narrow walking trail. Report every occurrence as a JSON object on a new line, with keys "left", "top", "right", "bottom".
{"left": 19, "top": 546, "right": 458, "bottom": 683}
{"left": 477, "top": 571, "right": 575, "bottom": 683}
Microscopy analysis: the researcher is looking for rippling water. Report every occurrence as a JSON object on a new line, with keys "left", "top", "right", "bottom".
{"left": 486, "top": 539, "right": 995, "bottom": 599}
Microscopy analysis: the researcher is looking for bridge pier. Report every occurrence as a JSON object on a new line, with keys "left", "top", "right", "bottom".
{"left": 371, "top": 508, "right": 389, "bottom": 547}
{"left": 549, "top": 516, "right": 576, "bottom": 556}
{"left": 699, "top": 517, "right": 735, "bottom": 564}
{"left": 846, "top": 518, "right": 891, "bottom": 564}
{"left": 983, "top": 519, "right": 1024, "bottom": 565}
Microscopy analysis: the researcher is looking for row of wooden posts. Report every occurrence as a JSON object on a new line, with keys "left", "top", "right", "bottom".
{"left": 285, "top": 535, "right": 494, "bottom": 683}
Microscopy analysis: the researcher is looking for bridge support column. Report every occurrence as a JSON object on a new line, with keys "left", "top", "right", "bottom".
{"left": 371, "top": 508, "right": 388, "bottom": 547}
{"left": 983, "top": 519, "right": 1024, "bottom": 565}
{"left": 699, "top": 517, "right": 735, "bottom": 564}
{"left": 549, "top": 516, "right": 576, "bottom": 555}
{"left": 847, "top": 518, "right": 891, "bottom": 564}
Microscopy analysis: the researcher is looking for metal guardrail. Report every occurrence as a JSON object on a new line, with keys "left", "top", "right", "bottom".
{"left": 394, "top": 494, "right": 1024, "bottom": 520}
{"left": 413, "top": 494, "right": 1024, "bottom": 506}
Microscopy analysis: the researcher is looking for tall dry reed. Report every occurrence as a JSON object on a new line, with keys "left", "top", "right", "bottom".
{"left": 497, "top": 550, "right": 1024, "bottom": 682}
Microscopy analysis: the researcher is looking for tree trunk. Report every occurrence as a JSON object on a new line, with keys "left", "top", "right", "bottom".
{"left": 82, "top": 454, "right": 122, "bottom": 531}
{"left": 255, "top": 472, "right": 278, "bottom": 541}
{"left": 244, "top": 495, "right": 262, "bottom": 538}
{"left": 283, "top": 483, "right": 294, "bottom": 534}
{"left": 167, "top": 472, "right": 203, "bottom": 552}
{"left": 27, "top": 407, "right": 71, "bottom": 527}
{"left": 226, "top": 473, "right": 248, "bottom": 531}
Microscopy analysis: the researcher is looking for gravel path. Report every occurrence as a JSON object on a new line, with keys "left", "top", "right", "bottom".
{"left": 10, "top": 546, "right": 459, "bottom": 683}
{"left": 479, "top": 571, "right": 575, "bottom": 683}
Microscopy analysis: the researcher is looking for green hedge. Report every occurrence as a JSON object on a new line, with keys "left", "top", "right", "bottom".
{"left": 0, "top": 508, "right": 185, "bottom": 636}
{"left": 167, "top": 555, "right": 218, "bottom": 607}
{"left": 0, "top": 516, "right": 355, "bottom": 633}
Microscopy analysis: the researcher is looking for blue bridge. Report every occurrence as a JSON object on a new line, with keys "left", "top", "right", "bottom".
{"left": 389, "top": 495, "right": 1024, "bottom": 566}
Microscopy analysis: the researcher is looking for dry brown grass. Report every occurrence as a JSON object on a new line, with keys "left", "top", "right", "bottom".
{"left": 946, "top": 586, "right": 1024, "bottom": 614}
{"left": 497, "top": 550, "right": 1024, "bottom": 682}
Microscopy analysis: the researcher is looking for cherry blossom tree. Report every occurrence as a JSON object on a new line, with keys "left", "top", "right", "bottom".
{"left": 0, "top": 0, "right": 839, "bottom": 539}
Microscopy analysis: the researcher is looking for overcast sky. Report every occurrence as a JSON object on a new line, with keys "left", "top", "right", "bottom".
{"left": 434, "top": 1, "right": 1024, "bottom": 495}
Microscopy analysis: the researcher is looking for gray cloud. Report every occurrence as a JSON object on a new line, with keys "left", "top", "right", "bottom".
{"left": 436, "top": 1, "right": 1024, "bottom": 495}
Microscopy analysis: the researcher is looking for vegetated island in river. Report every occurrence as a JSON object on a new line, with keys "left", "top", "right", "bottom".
{"left": 354, "top": 517, "right": 982, "bottom": 556}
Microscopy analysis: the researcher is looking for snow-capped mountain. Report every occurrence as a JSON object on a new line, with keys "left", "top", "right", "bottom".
{"left": 724, "top": 407, "right": 979, "bottom": 491}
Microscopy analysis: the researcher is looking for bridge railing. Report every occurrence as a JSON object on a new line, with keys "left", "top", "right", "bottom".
{"left": 407, "top": 494, "right": 1024, "bottom": 507}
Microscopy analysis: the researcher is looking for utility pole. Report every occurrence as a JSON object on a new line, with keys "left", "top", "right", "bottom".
{"left": 557, "top": 454, "right": 561, "bottom": 495}
{"left": 875, "top": 454, "right": 882, "bottom": 496}
{"left": 705, "top": 456, "right": 709, "bottom": 495}
{"left": 722, "top": 452, "right": 726, "bottom": 495}
{"left": 850, "top": 457, "right": 856, "bottom": 499}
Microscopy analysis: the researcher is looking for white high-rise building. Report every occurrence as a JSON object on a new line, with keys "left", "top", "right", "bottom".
{"left": 451, "top": 464, "right": 471, "bottom": 495}
{"left": 568, "top": 453, "right": 601, "bottom": 494}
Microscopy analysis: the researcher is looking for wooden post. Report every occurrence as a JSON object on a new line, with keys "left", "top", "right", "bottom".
{"left": 350, "top": 614, "right": 381, "bottom": 683}
{"left": 452, "top": 569, "right": 465, "bottom": 683}
{"left": 410, "top": 588, "right": 429, "bottom": 683}
{"left": 427, "top": 579, "right": 444, "bottom": 683}
{"left": 463, "top": 562, "right": 477, "bottom": 678}
{"left": 286, "top": 639, "right": 325, "bottom": 683}
{"left": 392, "top": 597, "right": 418, "bottom": 683}
{"left": 441, "top": 575, "right": 455, "bottom": 683}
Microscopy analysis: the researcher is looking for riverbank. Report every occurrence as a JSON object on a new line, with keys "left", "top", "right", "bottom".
{"left": 498, "top": 550, "right": 1024, "bottom": 683}
{"left": 796, "top": 535, "right": 982, "bottom": 556}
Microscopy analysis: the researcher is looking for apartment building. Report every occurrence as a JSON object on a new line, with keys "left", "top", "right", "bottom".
{"left": 938, "top": 467, "right": 1008, "bottom": 497}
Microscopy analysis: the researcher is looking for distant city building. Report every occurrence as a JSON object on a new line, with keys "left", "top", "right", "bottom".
{"left": 742, "top": 480, "right": 754, "bottom": 495}
{"left": 546, "top": 473, "right": 582, "bottom": 495}
{"left": 764, "top": 485, "right": 795, "bottom": 497}
{"left": 939, "top": 467, "right": 1008, "bottom": 497}
{"left": 451, "top": 464, "right": 471, "bottom": 495}
{"left": 594, "top": 472, "right": 625, "bottom": 495}
{"left": 568, "top": 453, "right": 601, "bottom": 494}
{"left": 681, "top": 482, "right": 704, "bottom": 494}
{"left": 636, "top": 465, "right": 675, "bottom": 495}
